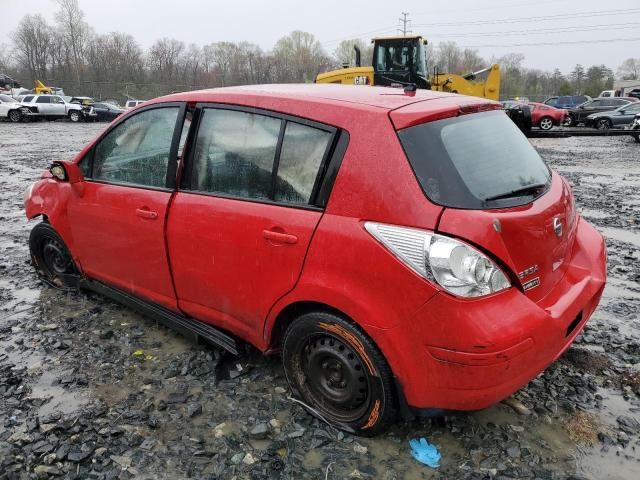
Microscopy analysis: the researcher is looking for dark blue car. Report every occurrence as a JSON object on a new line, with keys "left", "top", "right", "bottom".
{"left": 544, "top": 95, "right": 591, "bottom": 109}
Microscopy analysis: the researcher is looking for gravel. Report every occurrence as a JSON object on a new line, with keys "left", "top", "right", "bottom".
{"left": 1, "top": 122, "right": 639, "bottom": 479}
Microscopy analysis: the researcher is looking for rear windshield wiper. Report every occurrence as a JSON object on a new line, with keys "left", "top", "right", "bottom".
{"left": 484, "top": 182, "right": 548, "bottom": 202}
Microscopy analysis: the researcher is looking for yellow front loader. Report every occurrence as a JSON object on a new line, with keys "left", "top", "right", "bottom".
{"left": 34, "top": 80, "right": 65, "bottom": 96}
{"left": 316, "top": 36, "right": 500, "bottom": 101}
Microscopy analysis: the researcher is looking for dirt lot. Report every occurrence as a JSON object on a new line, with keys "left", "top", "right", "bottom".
{"left": 1, "top": 121, "right": 639, "bottom": 480}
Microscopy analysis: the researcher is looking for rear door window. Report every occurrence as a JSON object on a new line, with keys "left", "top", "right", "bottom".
{"left": 36, "top": 96, "right": 50, "bottom": 104}
{"left": 188, "top": 108, "right": 335, "bottom": 206}
{"left": 274, "top": 122, "right": 332, "bottom": 204}
{"left": 191, "top": 109, "right": 280, "bottom": 200}
{"left": 398, "top": 110, "right": 551, "bottom": 209}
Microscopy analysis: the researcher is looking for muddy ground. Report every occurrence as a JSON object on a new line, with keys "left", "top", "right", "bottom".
{"left": 0, "top": 121, "right": 639, "bottom": 480}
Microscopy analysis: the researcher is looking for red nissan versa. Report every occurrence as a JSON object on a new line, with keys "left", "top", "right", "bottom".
{"left": 23, "top": 84, "right": 606, "bottom": 436}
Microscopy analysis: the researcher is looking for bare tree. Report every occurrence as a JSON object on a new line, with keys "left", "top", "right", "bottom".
{"left": 147, "top": 38, "right": 185, "bottom": 85}
{"left": 617, "top": 58, "right": 640, "bottom": 80}
{"left": 54, "top": 0, "right": 90, "bottom": 86}
{"left": 12, "top": 14, "right": 51, "bottom": 82}
{"left": 272, "top": 31, "right": 330, "bottom": 82}
{"left": 333, "top": 39, "right": 372, "bottom": 67}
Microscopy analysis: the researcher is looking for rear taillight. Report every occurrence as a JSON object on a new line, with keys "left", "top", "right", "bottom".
{"left": 364, "top": 222, "right": 511, "bottom": 298}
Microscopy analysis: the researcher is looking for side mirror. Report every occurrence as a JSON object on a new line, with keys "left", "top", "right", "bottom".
{"left": 50, "top": 160, "right": 84, "bottom": 184}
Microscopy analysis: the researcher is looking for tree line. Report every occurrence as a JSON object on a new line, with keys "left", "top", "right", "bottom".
{"left": 0, "top": 0, "right": 638, "bottom": 102}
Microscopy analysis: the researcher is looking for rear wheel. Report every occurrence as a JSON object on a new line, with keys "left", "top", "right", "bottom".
{"left": 68, "top": 111, "right": 81, "bottom": 123}
{"left": 29, "top": 223, "right": 77, "bottom": 287}
{"left": 538, "top": 116, "right": 554, "bottom": 131}
{"left": 8, "top": 110, "right": 21, "bottom": 123}
{"left": 596, "top": 118, "right": 611, "bottom": 130}
{"left": 282, "top": 311, "right": 397, "bottom": 436}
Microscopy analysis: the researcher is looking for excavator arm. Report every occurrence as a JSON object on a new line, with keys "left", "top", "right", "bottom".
{"left": 430, "top": 64, "right": 501, "bottom": 101}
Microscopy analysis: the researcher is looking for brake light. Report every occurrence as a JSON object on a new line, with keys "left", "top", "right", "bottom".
{"left": 364, "top": 222, "right": 511, "bottom": 298}
{"left": 458, "top": 103, "right": 501, "bottom": 115}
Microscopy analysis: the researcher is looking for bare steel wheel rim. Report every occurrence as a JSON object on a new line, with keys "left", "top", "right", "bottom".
{"left": 41, "top": 237, "right": 73, "bottom": 278}
{"left": 299, "top": 333, "right": 372, "bottom": 423}
{"left": 540, "top": 118, "right": 553, "bottom": 130}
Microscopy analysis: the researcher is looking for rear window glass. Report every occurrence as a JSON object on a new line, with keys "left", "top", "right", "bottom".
{"left": 398, "top": 110, "right": 551, "bottom": 209}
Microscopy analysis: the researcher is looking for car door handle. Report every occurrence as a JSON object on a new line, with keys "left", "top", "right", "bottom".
{"left": 136, "top": 208, "right": 158, "bottom": 220}
{"left": 262, "top": 229, "right": 298, "bottom": 245}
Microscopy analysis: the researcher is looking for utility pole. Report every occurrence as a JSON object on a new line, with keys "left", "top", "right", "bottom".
{"left": 398, "top": 12, "right": 411, "bottom": 36}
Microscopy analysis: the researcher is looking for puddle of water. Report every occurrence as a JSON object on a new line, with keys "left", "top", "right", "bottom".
{"left": 581, "top": 208, "right": 613, "bottom": 219}
{"left": 30, "top": 369, "right": 88, "bottom": 417}
{"left": 598, "top": 226, "right": 640, "bottom": 247}
{"left": 575, "top": 389, "right": 640, "bottom": 480}
{"left": 603, "top": 280, "right": 640, "bottom": 300}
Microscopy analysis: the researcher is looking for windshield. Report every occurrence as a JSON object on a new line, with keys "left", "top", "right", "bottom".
{"left": 0, "top": 94, "right": 14, "bottom": 103}
{"left": 397, "top": 110, "right": 551, "bottom": 209}
{"left": 375, "top": 39, "right": 425, "bottom": 78}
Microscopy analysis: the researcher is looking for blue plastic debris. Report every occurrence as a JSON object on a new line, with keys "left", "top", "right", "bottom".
{"left": 409, "top": 437, "right": 441, "bottom": 468}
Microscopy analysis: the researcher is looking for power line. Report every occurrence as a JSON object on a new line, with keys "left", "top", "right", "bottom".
{"left": 411, "top": 0, "right": 576, "bottom": 16}
{"left": 431, "top": 22, "right": 640, "bottom": 38}
{"left": 322, "top": 7, "right": 640, "bottom": 48}
{"left": 454, "top": 37, "right": 640, "bottom": 48}
{"left": 322, "top": 26, "right": 397, "bottom": 47}
{"left": 412, "top": 8, "right": 640, "bottom": 27}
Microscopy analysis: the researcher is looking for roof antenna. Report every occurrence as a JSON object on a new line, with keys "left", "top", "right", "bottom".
{"left": 404, "top": 84, "right": 417, "bottom": 94}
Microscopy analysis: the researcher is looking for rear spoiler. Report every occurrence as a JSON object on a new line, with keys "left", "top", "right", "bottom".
{"left": 390, "top": 97, "right": 501, "bottom": 130}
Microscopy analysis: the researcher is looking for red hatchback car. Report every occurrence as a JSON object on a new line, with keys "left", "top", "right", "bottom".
{"left": 24, "top": 85, "right": 606, "bottom": 436}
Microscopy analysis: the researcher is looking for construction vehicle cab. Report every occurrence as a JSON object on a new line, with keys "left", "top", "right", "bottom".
{"left": 372, "top": 36, "right": 429, "bottom": 89}
{"left": 316, "top": 35, "right": 501, "bottom": 101}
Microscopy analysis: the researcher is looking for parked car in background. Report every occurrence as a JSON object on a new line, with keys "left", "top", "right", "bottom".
{"left": 565, "top": 97, "right": 638, "bottom": 126}
{"left": 69, "top": 96, "right": 95, "bottom": 107}
{"left": 630, "top": 113, "right": 639, "bottom": 142}
{"left": 93, "top": 102, "right": 125, "bottom": 121}
{"left": 628, "top": 89, "right": 640, "bottom": 99}
{"left": 543, "top": 95, "right": 590, "bottom": 109}
{"left": 500, "top": 100, "right": 523, "bottom": 110}
{"left": 598, "top": 90, "right": 617, "bottom": 98}
{"left": 528, "top": 102, "right": 567, "bottom": 130}
{"left": 124, "top": 99, "right": 145, "bottom": 110}
{"left": 24, "top": 84, "right": 606, "bottom": 436}
{"left": 585, "top": 102, "right": 640, "bottom": 130}
{"left": 0, "top": 93, "right": 30, "bottom": 122}
{"left": 21, "top": 94, "right": 97, "bottom": 122}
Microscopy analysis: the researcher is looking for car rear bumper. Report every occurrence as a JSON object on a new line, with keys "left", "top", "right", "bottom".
{"left": 386, "top": 217, "right": 606, "bottom": 411}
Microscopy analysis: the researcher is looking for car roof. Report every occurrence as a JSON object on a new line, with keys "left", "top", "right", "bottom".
{"left": 157, "top": 84, "right": 467, "bottom": 113}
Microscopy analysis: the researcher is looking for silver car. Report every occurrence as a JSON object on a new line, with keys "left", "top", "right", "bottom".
{"left": 20, "top": 94, "right": 96, "bottom": 122}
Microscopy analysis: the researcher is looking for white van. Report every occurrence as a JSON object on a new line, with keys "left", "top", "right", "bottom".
{"left": 124, "top": 99, "right": 145, "bottom": 110}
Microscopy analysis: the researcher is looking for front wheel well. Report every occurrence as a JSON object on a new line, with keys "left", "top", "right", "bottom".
{"left": 268, "top": 301, "right": 351, "bottom": 351}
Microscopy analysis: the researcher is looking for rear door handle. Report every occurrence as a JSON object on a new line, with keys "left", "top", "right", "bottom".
{"left": 262, "top": 229, "right": 298, "bottom": 245}
{"left": 136, "top": 208, "right": 158, "bottom": 220}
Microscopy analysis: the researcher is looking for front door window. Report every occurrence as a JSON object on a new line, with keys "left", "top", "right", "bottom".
{"left": 92, "top": 107, "right": 180, "bottom": 188}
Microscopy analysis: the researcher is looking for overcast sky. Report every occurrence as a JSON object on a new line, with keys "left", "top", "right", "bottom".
{"left": 1, "top": 0, "right": 639, "bottom": 74}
